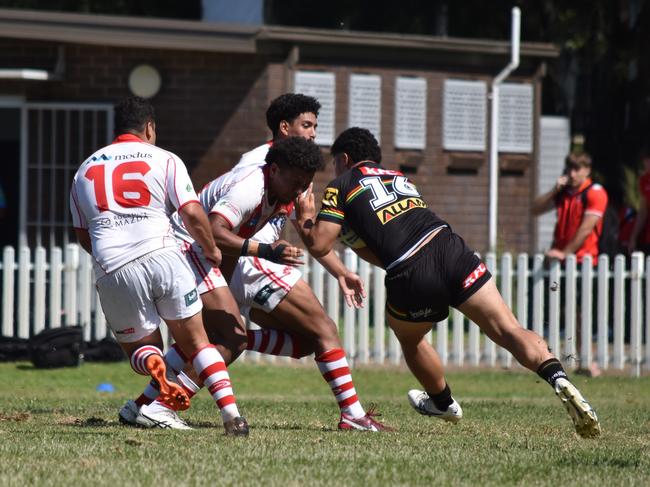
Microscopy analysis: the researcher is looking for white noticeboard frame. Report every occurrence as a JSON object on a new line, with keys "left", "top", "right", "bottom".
{"left": 394, "top": 76, "right": 427, "bottom": 150}
{"left": 294, "top": 71, "right": 336, "bottom": 146}
{"left": 348, "top": 73, "right": 382, "bottom": 143}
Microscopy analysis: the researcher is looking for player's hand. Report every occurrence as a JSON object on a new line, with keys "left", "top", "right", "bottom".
{"left": 555, "top": 175, "right": 569, "bottom": 193}
{"left": 271, "top": 239, "right": 304, "bottom": 266}
{"left": 204, "top": 245, "right": 222, "bottom": 268}
{"left": 295, "top": 183, "right": 316, "bottom": 226}
{"left": 545, "top": 248, "right": 566, "bottom": 261}
{"left": 338, "top": 272, "right": 366, "bottom": 309}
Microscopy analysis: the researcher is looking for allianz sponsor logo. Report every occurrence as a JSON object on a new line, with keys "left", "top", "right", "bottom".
{"left": 114, "top": 152, "right": 153, "bottom": 161}
{"left": 409, "top": 307, "right": 433, "bottom": 319}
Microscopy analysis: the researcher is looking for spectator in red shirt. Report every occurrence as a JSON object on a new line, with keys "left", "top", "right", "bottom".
{"left": 533, "top": 151, "right": 608, "bottom": 377}
{"left": 532, "top": 152, "right": 608, "bottom": 264}
{"left": 627, "top": 147, "right": 650, "bottom": 254}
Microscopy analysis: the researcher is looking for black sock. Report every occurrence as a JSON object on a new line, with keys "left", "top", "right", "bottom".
{"left": 429, "top": 384, "right": 453, "bottom": 411}
{"left": 536, "top": 358, "right": 568, "bottom": 388}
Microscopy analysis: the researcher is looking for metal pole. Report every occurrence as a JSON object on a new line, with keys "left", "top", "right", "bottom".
{"left": 488, "top": 7, "right": 520, "bottom": 252}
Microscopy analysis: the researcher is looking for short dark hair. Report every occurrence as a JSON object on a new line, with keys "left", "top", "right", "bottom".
{"left": 266, "top": 93, "right": 321, "bottom": 137}
{"left": 114, "top": 96, "right": 155, "bottom": 136}
{"left": 565, "top": 152, "right": 592, "bottom": 169}
{"left": 265, "top": 136, "right": 323, "bottom": 172}
{"left": 331, "top": 127, "right": 382, "bottom": 164}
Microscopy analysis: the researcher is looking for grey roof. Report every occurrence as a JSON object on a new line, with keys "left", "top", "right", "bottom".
{"left": 0, "top": 7, "right": 559, "bottom": 58}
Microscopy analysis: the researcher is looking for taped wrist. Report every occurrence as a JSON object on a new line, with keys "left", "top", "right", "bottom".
{"left": 240, "top": 239, "right": 250, "bottom": 256}
{"left": 258, "top": 243, "right": 287, "bottom": 263}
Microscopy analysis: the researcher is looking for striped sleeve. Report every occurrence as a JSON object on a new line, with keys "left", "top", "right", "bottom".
{"left": 317, "top": 184, "right": 345, "bottom": 225}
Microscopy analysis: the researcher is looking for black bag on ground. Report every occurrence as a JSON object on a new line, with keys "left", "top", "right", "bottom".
{"left": 29, "top": 326, "right": 83, "bottom": 368}
{"left": 0, "top": 336, "right": 30, "bottom": 362}
{"left": 83, "top": 337, "right": 126, "bottom": 362}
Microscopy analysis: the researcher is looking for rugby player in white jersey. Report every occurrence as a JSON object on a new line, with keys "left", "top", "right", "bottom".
{"left": 121, "top": 94, "right": 388, "bottom": 431}
{"left": 70, "top": 97, "right": 248, "bottom": 435}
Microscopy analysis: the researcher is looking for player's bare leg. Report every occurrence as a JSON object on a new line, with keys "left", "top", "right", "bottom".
{"left": 457, "top": 278, "right": 552, "bottom": 370}
{"left": 388, "top": 315, "right": 462, "bottom": 423}
{"left": 201, "top": 286, "right": 248, "bottom": 364}
{"left": 253, "top": 279, "right": 389, "bottom": 431}
{"left": 457, "top": 277, "right": 601, "bottom": 438}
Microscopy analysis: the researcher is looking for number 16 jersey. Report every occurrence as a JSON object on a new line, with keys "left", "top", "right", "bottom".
{"left": 70, "top": 133, "right": 200, "bottom": 275}
{"left": 317, "top": 161, "right": 447, "bottom": 270}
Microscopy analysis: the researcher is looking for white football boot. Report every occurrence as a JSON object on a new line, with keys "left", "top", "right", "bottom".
{"left": 554, "top": 378, "right": 601, "bottom": 438}
{"left": 407, "top": 389, "right": 463, "bottom": 423}
{"left": 138, "top": 400, "right": 192, "bottom": 430}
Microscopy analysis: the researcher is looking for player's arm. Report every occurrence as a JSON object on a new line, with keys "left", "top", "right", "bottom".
{"left": 179, "top": 202, "right": 221, "bottom": 267}
{"left": 73, "top": 228, "right": 92, "bottom": 255}
{"left": 292, "top": 218, "right": 365, "bottom": 308}
{"left": 209, "top": 213, "right": 303, "bottom": 266}
{"left": 167, "top": 157, "right": 221, "bottom": 267}
{"left": 532, "top": 174, "right": 568, "bottom": 216}
{"left": 294, "top": 184, "right": 341, "bottom": 258}
{"left": 553, "top": 213, "right": 601, "bottom": 257}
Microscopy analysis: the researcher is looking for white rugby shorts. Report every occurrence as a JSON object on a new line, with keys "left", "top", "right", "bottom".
{"left": 179, "top": 240, "right": 228, "bottom": 294}
{"left": 96, "top": 247, "right": 203, "bottom": 343}
{"left": 230, "top": 256, "right": 302, "bottom": 314}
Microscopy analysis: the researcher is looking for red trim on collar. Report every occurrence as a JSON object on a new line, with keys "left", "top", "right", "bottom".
{"left": 112, "top": 133, "right": 144, "bottom": 144}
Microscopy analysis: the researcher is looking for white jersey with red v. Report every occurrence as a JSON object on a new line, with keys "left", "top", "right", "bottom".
{"left": 70, "top": 133, "right": 199, "bottom": 275}
{"left": 171, "top": 163, "right": 293, "bottom": 243}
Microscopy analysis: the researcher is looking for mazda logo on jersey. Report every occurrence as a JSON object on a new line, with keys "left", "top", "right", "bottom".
{"left": 376, "top": 197, "right": 426, "bottom": 224}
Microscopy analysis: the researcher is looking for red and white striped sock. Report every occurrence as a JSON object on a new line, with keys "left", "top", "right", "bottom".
{"left": 177, "top": 370, "right": 200, "bottom": 399}
{"left": 130, "top": 345, "right": 163, "bottom": 376}
{"left": 315, "top": 348, "right": 366, "bottom": 419}
{"left": 133, "top": 344, "right": 190, "bottom": 406}
{"left": 246, "top": 329, "right": 302, "bottom": 358}
{"left": 191, "top": 345, "right": 240, "bottom": 422}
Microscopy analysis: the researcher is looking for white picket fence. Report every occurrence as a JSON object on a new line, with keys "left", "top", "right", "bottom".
{"left": 1, "top": 244, "right": 649, "bottom": 376}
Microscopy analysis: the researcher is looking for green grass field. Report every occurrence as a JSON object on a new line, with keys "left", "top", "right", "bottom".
{"left": 1, "top": 361, "right": 648, "bottom": 487}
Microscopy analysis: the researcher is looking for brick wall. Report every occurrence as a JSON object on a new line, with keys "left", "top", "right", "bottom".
{"left": 291, "top": 62, "right": 537, "bottom": 254}
{"left": 0, "top": 38, "right": 536, "bottom": 253}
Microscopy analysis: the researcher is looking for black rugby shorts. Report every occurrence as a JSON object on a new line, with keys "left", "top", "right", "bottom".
{"left": 385, "top": 228, "right": 492, "bottom": 323}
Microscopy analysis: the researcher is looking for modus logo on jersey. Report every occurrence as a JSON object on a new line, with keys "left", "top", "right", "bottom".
{"left": 114, "top": 152, "right": 152, "bottom": 161}
{"left": 376, "top": 197, "right": 426, "bottom": 224}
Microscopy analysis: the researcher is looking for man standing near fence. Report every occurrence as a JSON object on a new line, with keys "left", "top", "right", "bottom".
{"left": 532, "top": 150, "right": 608, "bottom": 377}
{"left": 70, "top": 96, "right": 248, "bottom": 435}
{"left": 532, "top": 151, "right": 608, "bottom": 264}
{"left": 295, "top": 127, "right": 601, "bottom": 438}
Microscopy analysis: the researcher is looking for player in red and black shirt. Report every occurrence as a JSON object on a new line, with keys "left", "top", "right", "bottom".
{"left": 296, "top": 127, "right": 601, "bottom": 438}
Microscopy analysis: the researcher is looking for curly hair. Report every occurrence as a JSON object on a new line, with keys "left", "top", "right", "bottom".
{"left": 266, "top": 93, "right": 321, "bottom": 137}
{"left": 330, "top": 127, "right": 382, "bottom": 164}
{"left": 265, "top": 136, "right": 324, "bottom": 172}
{"left": 114, "top": 96, "right": 155, "bottom": 136}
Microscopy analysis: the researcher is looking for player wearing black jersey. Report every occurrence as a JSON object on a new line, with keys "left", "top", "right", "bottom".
{"left": 296, "top": 127, "right": 601, "bottom": 438}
